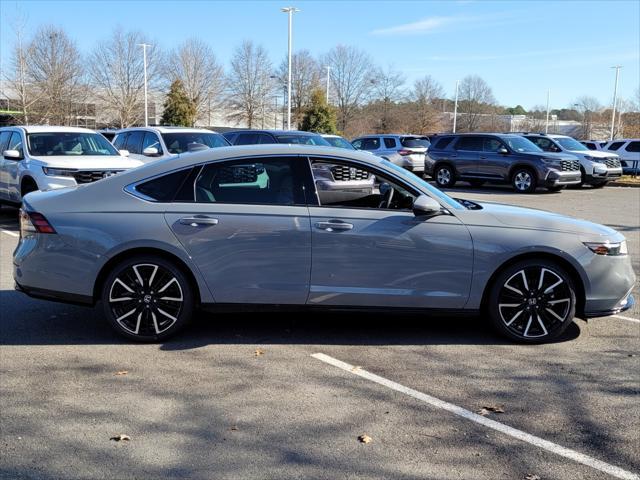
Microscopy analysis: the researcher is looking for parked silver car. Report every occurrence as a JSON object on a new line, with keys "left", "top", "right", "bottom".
{"left": 14, "top": 145, "right": 635, "bottom": 343}
{"left": 351, "top": 134, "right": 430, "bottom": 175}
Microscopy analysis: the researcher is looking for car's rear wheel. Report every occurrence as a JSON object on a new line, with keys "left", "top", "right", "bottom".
{"left": 435, "top": 164, "right": 456, "bottom": 188}
{"left": 511, "top": 168, "right": 537, "bottom": 193}
{"left": 488, "top": 260, "right": 576, "bottom": 343}
{"left": 101, "top": 256, "right": 194, "bottom": 341}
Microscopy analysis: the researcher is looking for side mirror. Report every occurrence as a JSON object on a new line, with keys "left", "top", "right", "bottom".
{"left": 142, "top": 146, "right": 159, "bottom": 156}
{"left": 413, "top": 195, "right": 442, "bottom": 217}
{"left": 3, "top": 149, "right": 22, "bottom": 160}
{"left": 119, "top": 149, "right": 130, "bottom": 157}
{"left": 498, "top": 147, "right": 509, "bottom": 154}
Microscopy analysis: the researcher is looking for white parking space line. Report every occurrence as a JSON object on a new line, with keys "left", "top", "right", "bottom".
{"left": 1, "top": 229, "right": 18, "bottom": 238}
{"left": 612, "top": 315, "right": 640, "bottom": 324}
{"left": 311, "top": 352, "right": 639, "bottom": 480}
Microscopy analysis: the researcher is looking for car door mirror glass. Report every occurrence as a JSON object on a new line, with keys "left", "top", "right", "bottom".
{"left": 3, "top": 149, "right": 22, "bottom": 160}
{"left": 142, "top": 146, "right": 159, "bottom": 156}
{"left": 498, "top": 147, "right": 508, "bottom": 154}
{"left": 413, "top": 195, "right": 441, "bottom": 216}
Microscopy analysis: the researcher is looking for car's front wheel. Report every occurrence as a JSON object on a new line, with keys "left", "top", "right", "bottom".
{"left": 488, "top": 260, "right": 576, "bottom": 343}
{"left": 434, "top": 164, "right": 456, "bottom": 188}
{"left": 101, "top": 256, "right": 194, "bottom": 341}
{"left": 511, "top": 168, "right": 537, "bottom": 193}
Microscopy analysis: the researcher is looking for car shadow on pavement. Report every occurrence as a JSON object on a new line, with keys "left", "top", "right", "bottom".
{"left": 0, "top": 289, "right": 582, "bottom": 348}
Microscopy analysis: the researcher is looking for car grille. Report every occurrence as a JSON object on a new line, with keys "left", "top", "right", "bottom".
{"left": 330, "top": 165, "right": 370, "bottom": 181}
{"left": 605, "top": 158, "right": 621, "bottom": 168}
{"left": 72, "top": 170, "right": 124, "bottom": 184}
{"left": 218, "top": 165, "right": 259, "bottom": 183}
{"left": 560, "top": 160, "right": 580, "bottom": 171}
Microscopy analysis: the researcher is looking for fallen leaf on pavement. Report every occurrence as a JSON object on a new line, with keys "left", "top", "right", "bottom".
{"left": 115, "top": 370, "right": 128, "bottom": 376}
{"left": 525, "top": 475, "right": 541, "bottom": 480}
{"left": 110, "top": 434, "right": 130, "bottom": 442}
{"left": 254, "top": 349, "right": 264, "bottom": 357}
{"left": 477, "top": 405, "right": 505, "bottom": 416}
{"left": 358, "top": 434, "right": 372, "bottom": 444}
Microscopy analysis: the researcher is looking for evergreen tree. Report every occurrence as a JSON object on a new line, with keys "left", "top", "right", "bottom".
{"left": 300, "top": 89, "right": 337, "bottom": 134}
{"left": 161, "top": 79, "right": 197, "bottom": 126}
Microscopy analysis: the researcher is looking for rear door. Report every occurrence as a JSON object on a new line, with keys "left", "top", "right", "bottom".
{"left": 452, "top": 136, "right": 483, "bottom": 177}
{"left": 164, "top": 155, "right": 313, "bottom": 304}
{"left": 0, "top": 130, "right": 13, "bottom": 200}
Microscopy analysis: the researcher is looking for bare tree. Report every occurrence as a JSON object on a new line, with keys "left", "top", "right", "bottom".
{"left": 410, "top": 75, "right": 445, "bottom": 133}
{"left": 89, "top": 28, "right": 160, "bottom": 128}
{"left": 165, "top": 38, "right": 225, "bottom": 126}
{"left": 456, "top": 75, "right": 496, "bottom": 132}
{"left": 276, "top": 50, "right": 320, "bottom": 128}
{"left": 322, "top": 45, "right": 374, "bottom": 132}
{"left": 226, "top": 40, "right": 274, "bottom": 128}
{"left": 573, "top": 96, "right": 602, "bottom": 139}
{"left": 369, "top": 66, "right": 405, "bottom": 133}
{"left": 27, "top": 25, "right": 84, "bottom": 125}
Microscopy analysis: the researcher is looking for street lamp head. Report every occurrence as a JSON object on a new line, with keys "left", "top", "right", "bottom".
{"left": 281, "top": 7, "right": 300, "bottom": 12}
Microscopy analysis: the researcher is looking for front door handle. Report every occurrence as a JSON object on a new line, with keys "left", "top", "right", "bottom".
{"left": 479, "top": 156, "right": 487, "bottom": 160}
{"left": 315, "top": 221, "right": 353, "bottom": 232}
{"left": 179, "top": 215, "right": 219, "bottom": 226}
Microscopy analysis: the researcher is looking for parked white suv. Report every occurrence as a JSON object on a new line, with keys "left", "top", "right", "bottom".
{"left": 602, "top": 139, "right": 640, "bottom": 174}
{"left": 112, "top": 126, "right": 229, "bottom": 163}
{"left": 0, "top": 126, "right": 142, "bottom": 204}
{"left": 522, "top": 134, "right": 622, "bottom": 187}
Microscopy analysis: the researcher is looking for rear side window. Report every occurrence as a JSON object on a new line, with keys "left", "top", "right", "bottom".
{"left": 625, "top": 141, "right": 640, "bottom": 152}
{"left": 607, "top": 141, "right": 624, "bottom": 151}
{"left": 433, "top": 136, "right": 454, "bottom": 150}
{"left": 125, "top": 131, "right": 144, "bottom": 154}
{"left": 135, "top": 168, "right": 194, "bottom": 202}
{"left": 361, "top": 138, "right": 380, "bottom": 150}
{"left": 384, "top": 138, "right": 396, "bottom": 148}
{"left": 400, "top": 137, "right": 430, "bottom": 148}
{"left": 455, "top": 137, "right": 483, "bottom": 151}
{"left": 235, "top": 133, "right": 259, "bottom": 145}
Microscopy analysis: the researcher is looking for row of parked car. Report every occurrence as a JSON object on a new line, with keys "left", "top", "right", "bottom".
{"left": 0, "top": 124, "right": 638, "bottom": 206}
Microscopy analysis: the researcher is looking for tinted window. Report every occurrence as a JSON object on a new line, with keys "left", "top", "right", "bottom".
{"left": 584, "top": 142, "right": 596, "bottom": 150}
{"left": 626, "top": 141, "right": 640, "bottom": 152}
{"left": 324, "top": 136, "right": 355, "bottom": 149}
{"left": 400, "top": 136, "right": 430, "bottom": 148}
{"left": 361, "top": 138, "right": 380, "bottom": 150}
{"left": 195, "top": 157, "right": 306, "bottom": 205}
{"left": 455, "top": 137, "right": 483, "bottom": 151}
{"left": 28, "top": 132, "right": 118, "bottom": 156}
{"left": 135, "top": 168, "right": 194, "bottom": 202}
{"left": 142, "top": 132, "right": 163, "bottom": 155}
{"left": 384, "top": 138, "right": 396, "bottom": 148}
{"left": 607, "top": 141, "right": 624, "bottom": 151}
{"left": 433, "top": 136, "right": 454, "bottom": 150}
{"left": 555, "top": 137, "right": 588, "bottom": 151}
{"left": 256, "top": 133, "right": 277, "bottom": 144}
{"left": 527, "top": 137, "right": 556, "bottom": 152}
{"left": 0, "top": 131, "right": 12, "bottom": 152}
{"left": 161, "top": 132, "right": 229, "bottom": 154}
{"left": 275, "top": 134, "right": 331, "bottom": 146}
{"left": 502, "top": 136, "right": 541, "bottom": 153}
{"left": 125, "top": 131, "right": 144, "bottom": 154}
{"left": 113, "top": 133, "right": 127, "bottom": 150}
{"left": 234, "top": 133, "right": 260, "bottom": 145}
{"left": 351, "top": 139, "right": 363, "bottom": 149}
{"left": 222, "top": 132, "right": 237, "bottom": 144}
{"left": 7, "top": 132, "right": 24, "bottom": 156}
{"left": 483, "top": 138, "right": 504, "bottom": 152}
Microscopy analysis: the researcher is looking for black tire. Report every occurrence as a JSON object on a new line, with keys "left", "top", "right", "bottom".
{"left": 591, "top": 181, "right": 608, "bottom": 189}
{"left": 101, "top": 255, "right": 194, "bottom": 342}
{"left": 511, "top": 168, "right": 537, "bottom": 193}
{"left": 468, "top": 180, "right": 485, "bottom": 187}
{"left": 487, "top": 259, "right": 576, "bottom": 343}
{"left": 434, "top": 164, "right": 456, "bottom": 188}
{"left": 21, "top": 178, "right": 38, "bottom": 198}
{"left": 547, "top": 185, "right": 565, "bottom": 192}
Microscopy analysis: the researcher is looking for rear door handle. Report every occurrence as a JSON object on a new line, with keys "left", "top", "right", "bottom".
{"left": 179, "top": 215, "right": 219, "bottom": 226}
{"left": 315, "top": 221, "right": 353, "bottom": 232}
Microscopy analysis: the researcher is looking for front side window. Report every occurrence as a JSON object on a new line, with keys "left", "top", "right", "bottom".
{"left": 125, "top": 131, "right": 144, "bottom": 154}
{"left": 483, "top": 138, "right": 504, "bottom": 152}
{"left": 7, "top": 132, "right": 24, "bottom": 156}
{"left": 161, "top": 132, "right": 229, "bottom": 154}
{"left": 455, "top": 137, "right": 483, "bottom": 151}
{"left": 113, "top": 133, "right": 127, "bottom": 150}
{"left": 607, "top": 141, "right": 624, "bottom": 151}
{"left": 384, "top": 138, "right": 396, "bottom": 148}
{"left": 502, "top": 136, "right": 541, "bottom": 153}
{"left": 142, "top": 132, "right": 163, "bottom": 155}
{"left": 27, "top": 132, "right": 118, "bottom": 156}
{"left": 625, "top": 141, "right": 640, "bottom": 152}
{"left": 360, "top": 138, "right": 380, "bottom": 150}
{"left": 195, "top": 157, "right": 307, "bottom": 205}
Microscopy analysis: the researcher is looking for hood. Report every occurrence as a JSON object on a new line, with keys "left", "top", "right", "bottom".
{"left": 477, "top": 202, "right": 619, "bottom": 237}
{"left": 519, "top": 151, "right": 577, "bottom": 161}
{"left": 29, "top": 155, "right": 144, "bottom": 169}
{"left": 567, "top": 149, "right": 617, "bottom": 159}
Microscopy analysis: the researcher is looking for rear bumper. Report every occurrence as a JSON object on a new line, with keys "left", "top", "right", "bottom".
{"left": 15, "top": 281, "right": 93, "bottom": 306}
{"left": 584, "top": 293, "right": 635, "bottom": 318}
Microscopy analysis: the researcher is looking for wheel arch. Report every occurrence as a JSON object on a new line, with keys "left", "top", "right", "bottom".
{"left": 480, "top": 252, "right": 587, "bottom": 318}
{"left": 20, "top": 175, "right": 38, "bottom": 195}
{"left": 93, "top": 247, "right": 203, "bottom": 307}
{"left": 507, "top": 163, "right": 537, "bottom": 181}
{"left": 433, "top": 160, "right": 457, "bottom": 175}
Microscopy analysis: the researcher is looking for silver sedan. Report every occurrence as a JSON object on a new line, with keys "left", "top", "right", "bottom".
{"left": 13, "top": 145, "right": 635, "bottom": 343}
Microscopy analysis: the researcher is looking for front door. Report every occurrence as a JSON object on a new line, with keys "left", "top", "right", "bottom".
{"left": 164, "top": 156, "right": 313, "bottom": 304}
{"left": 307, "top": 157, "right": 474, "bottom": 309}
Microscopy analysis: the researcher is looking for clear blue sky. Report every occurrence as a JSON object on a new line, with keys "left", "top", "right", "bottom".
{"left": 1, "top": 0, "right": 638, "bottom": 110}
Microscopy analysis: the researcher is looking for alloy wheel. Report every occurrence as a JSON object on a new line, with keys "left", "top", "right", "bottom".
{"left": 437, "top": 167, "right": 451, "bottom": 185}
{"left": 497, "top": 266, "right": 572, "bottom": 339}
{"left": 108, "top": 263, "right": 184, "bottom": 336}
{"left": 514, "top": 171, "right": 532, "bottom": 192}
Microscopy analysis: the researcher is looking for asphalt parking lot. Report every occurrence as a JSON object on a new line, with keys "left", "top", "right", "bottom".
{"left": 0, "top": 185, "right": 638, "bottom": 480}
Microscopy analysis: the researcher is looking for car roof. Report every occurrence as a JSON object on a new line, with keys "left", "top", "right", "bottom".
{"left": 225, "top": 129, "right": 321, "bottom": 136}
{"left": 116, "top": 126, "right": 220, "bottom": 134}
{"left": 4, "top": 125, "right": 102, "bottom": 134}
{"left": 354, "top": 134, "right": 429, "bottom": 138}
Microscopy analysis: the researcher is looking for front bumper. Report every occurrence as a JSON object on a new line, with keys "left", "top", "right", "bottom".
{"left": 544, "top": 170, "right": 582, "bottom": 186}
{"left": 586, "top": 167, "right": 623, "bottom": 184}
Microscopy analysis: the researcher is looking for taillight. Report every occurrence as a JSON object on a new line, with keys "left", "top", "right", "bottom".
{"left": 398, "top": 149, "right": 412, "bottom": 156}
{"left": 19, "top": 210, "right": 56, "bottom": 236}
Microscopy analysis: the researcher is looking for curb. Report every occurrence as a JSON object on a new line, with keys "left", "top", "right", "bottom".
{"left": 608, "top": 181, "right": 640, "bottom": 188}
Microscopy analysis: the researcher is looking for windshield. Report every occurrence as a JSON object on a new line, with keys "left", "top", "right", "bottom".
{"left": 400, "top": 137, "right": 430, "bottom": 148}
{"left": 380, "top": 159, "right": 464, "bottom": 211}
{"left": 324, "top": 136, "right": 355, "bottom": 149}
{"left": 503, "top": 136, "right": 542, "bottom": 153}
{"left": 275, "top": 134, "right": 331, "bottom": 146}
{"left": 27, "top": 132, "right": 119, "bottom": 156}
{"left": 162, "top": 132, "right": 229, "bottom": 154}
{"left": 555, "top": 137, "right": 588, "bottom": 151}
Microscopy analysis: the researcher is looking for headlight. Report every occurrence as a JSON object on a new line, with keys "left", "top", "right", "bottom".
{"left": 540, "top": 157, "right": 558, "bottom": 164}
{"left": 593, "top": 159, "right": 607, "bottom": 164}
{"left": 584, "top": 240, "right": 627, "bottom": 256}
{"left": 42, "top": 167, "right": 77, "bottom": 177}
{"left": 583, "top": 155, "right": 593, "bottom": 161}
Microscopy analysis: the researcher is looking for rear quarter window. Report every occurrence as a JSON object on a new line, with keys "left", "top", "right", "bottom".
{"left": 135, "top": 168, "right": 195, "bottom": 202}
{"left": 607, "top": 142, "right": 625, "bottom": 151}
{"left": 625, "top": 141, "right": 640, "bottom": 152}
{"left": 433, "top": 137, "right": 454, "bottom": 150}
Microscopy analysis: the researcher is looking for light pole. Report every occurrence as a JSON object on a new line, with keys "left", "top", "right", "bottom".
{"left": 325, "top": 66, "right": 330, "bottom": 103}
{"left": 281, "top": 7, "right": 299, "bottom": 130}
{"left": 545, "top": 89, "right": 550, "bottom": 134}
{"left": 138, "top": 43, "right": 152, "bottom": 126}
{"left": 610, "top": 65, "right": 622, "bottom": 141}
{"left": 452, "top": 80, "right": 459, "bottom": 133}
